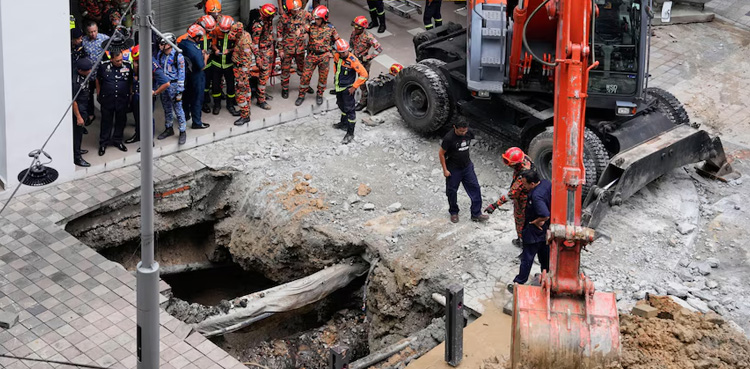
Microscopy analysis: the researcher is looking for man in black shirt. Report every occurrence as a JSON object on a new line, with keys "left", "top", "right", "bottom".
{"left": 439, "top": 120, "right": 489, "bottom": 223}
{"left": 72, "top": 58, "right": 93, "bottom": 167}
{"left": 508, "top": 169, "right": 552, "bottom": 292}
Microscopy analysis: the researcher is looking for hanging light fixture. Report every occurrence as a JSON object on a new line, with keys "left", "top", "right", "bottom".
{"left": 17, "top": 149, "right": 58, "bottom": 186}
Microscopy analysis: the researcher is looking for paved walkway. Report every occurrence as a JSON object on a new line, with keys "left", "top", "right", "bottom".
{"left": 0, "top": 153, "right": 247, "bottom": 369}
{"left": 707, "top": 0, "right": 750, "bottom": 29}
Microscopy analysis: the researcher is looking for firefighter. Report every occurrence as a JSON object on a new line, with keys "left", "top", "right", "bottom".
{"left": 251, "top": 3, "right": 278, "bottom": 110}
{"left": 484, "top": 147, "right": 536, "bottom": 247}
{"left": 348, "top": 15, "right": 382, "bottom": 111}
{"left": 424, "top": 0, "right": 443, "bottom": 30}
{"left": 366, "top": 0, "right": 386, "bottom": 33}
{"left": 228, "top": 22, "right": 254, "bottom": 126}
{"left": 295, "top": 5, "right": 340, "bottom": 107}
{"left": 209, "top": 15, "right": 240, "bottom": 116}
{"left": 332, "top": 39, "right": 368, "bottom": 145}
{"left": 278, "top": 0, "right": 311, "bottom": 99}
{"left": 205, "top": 0, "right": 222, "bottom": 21}
{"left": 198, "top": 15, "right": 217, "bottom": 114}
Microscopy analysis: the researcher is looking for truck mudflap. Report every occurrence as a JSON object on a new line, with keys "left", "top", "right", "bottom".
{"left": 365, "top": 74, "right": 397, "bottom": 115}
{"left": 582, "top": 124, "right": 734, "bottom": 228}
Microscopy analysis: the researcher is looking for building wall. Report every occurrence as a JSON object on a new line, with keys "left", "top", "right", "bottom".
{"left": 0, "top": 0, "right": 74, "bottom": 191}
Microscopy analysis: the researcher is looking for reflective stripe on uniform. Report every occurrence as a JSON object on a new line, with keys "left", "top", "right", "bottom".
{"left": 334, "top": 58, "right": 345, "bottom": 92}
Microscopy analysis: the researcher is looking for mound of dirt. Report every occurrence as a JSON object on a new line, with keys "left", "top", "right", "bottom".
{"left": 619, "top": 295, "right": 750, "bottom": 369}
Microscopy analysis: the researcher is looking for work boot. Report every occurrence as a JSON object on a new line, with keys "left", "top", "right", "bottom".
{"left": 316, "top": 95, "right": 324, "bottom": 105}
{"left": 234, "top": 116, "right": 250, "bottom": 126}
{"left": 512, "top": 238, "right": 522, "bottom": 248}
{"left": 305, "top": 86, "right": 315, "bottom": 94}
{"left": 191, "top": 122, "right": 210, "bottom": 129}
{"left": 178, "top": 131, "right": 186, "bottom": 145}
{"left": 212, "top": 98, "right": 221, "bottom": 115}
{"left": 227, "top": 100, "right": 240, "bottom": 117}
{"left": 74, "top": 156, "right": 90, "bottom": 167}
{"left": 450, "top": 214, "right": 459, "bottom": 223}
{"left": 332, "top": 122, "right": 347, "bottom": 130}
{"left": 471, "top": 214, "right": 490, "bottom": 222}
{"left": 355, "top": 102, "right": 366, "bottom": 111}
{"left": 258, "top": 101, "right": 271, "bottom": 110}
{"left": 341, "top": 132, "right": 354, "bottom": 145}
{"left": 157, "top": 126, "right": 174, "bottom": 140}
{"left": 377, "top": 14, "right": 386, "bottom": 33}
{"left": 295, "top": 96, "right": 305, "bottom": 106}
{"left": 367, "top": 13, "right": 379, "bottom": 29}
{"left": 282, "top": 89, "right": 289, "bottom": 99}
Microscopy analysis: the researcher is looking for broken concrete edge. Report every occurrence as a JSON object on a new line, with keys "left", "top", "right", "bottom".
{"left": 652, "top": 3, "right": 715, "bottom": 26}
{"left": 72, "top": 97, "right": 338, "bottom": 181}
{"left": 350, "top": 319, "right": 444, "bottom": 369}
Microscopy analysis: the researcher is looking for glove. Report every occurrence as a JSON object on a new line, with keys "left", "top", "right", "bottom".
{"left": 484, "top": 203, "right": 497, "bottom": 214}
{"left": 174, "top": 93, "right": 182, "bottom": 102}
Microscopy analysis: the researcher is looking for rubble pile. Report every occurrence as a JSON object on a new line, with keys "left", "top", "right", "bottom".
{"left": 619, "top": 295, "right": 750, "bottom": 369}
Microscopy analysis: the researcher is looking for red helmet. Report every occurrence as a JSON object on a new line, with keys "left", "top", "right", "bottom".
{"left": 352, "top": 15, "right": 368, "bottom": 29}
{"left": 205, "top": 0, "right": 221, "bottom": 14}
{"left": 199, "top": 15, "right": 216, "bottom": 31}
{"left": 187, "top": 24, "right": 206, "bottom": 39}
{"left": 131, "top": 44, "right": 140, "bottom": 60}
{"left": 260, "top": 3, "right": 277, "bottom": 17}
{"left": 502, "top": 147, "right": 525, "bottom": 166}
{"left": 218, "top": 15, "right": 235, "bottom": 33}
{"left": 285, "top": 0, "right": 303, "bottom": 12}
{"left": 313, "top": 5, "right": 329, "bottom": 21}
{"left": 335, "top": 38, "right": 349, "bottom": 53}
{"left": 390, "top": 63, "right": 404, "bottom": 75}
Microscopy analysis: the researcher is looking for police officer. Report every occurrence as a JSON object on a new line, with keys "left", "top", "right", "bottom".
{"left": 332, "top": 39, "right": 368, "bottom": 145}
{"left": 73, "top": 58, "right": 93, "bottom": 167}
{"left": 156, "top": 33, "right": 189, "bottom": 145}
{"left": 96, "top": 49, "right": 133, "bottom": 156}
{"left": 179, "top": 24, "right": 211, "bottom": 129}
{"left": 71, "top": 28, "right": 88, "bottom": 69}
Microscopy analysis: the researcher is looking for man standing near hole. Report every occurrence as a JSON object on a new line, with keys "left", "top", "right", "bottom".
{"left": 508, "top": 169, "right": 551, "bottom": 293}
{"left": 439, "top": 120, "right": 489, "bottom": 223}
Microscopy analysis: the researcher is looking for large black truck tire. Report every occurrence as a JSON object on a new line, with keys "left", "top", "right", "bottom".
{"left": 394, "top": 63, "right": 452, "bottom": 134}
{"left": 527, "top": 127, "right": 609, "bottom": 200}
{"left": 418, "top": 58, "right": 455, "bottom": 127}
{"left": 646, "top": 87, "right": 691, "bottom": 126}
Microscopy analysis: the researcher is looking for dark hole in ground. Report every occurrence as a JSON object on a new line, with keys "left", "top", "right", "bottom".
{"left": 162, "top": 264, "right": 277, "bottom": 306}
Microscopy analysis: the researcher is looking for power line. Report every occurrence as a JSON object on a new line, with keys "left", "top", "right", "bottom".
{"left": 0, "top": 0, "right": 137, "bottom": 217}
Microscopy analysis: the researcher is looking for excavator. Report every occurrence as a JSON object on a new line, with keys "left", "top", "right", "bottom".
{"left": 374, "top": 0, "right": 736, "bottom": 366}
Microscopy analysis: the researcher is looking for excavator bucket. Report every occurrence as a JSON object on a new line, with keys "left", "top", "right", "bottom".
{"left": 511, "top": 284, "right": 620, "bottom": 369}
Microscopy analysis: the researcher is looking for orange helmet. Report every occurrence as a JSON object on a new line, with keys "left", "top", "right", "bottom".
{"left": 260, "top": 3, "right": 277, "bottom": 17}
{"left": 502, "top": 147, "right": 525, "bottom": 166}
{"left": 352, "top": 15, "right": 368, "bottom": 29}
{"left": 205, "top": 0, "right": 221, "bottom": 14}
{"left": 199, "top": 15, "right": 216, "bottom": 31}
{"left": 284, "top": 0, "right": 302, "bottom": 12}
{"left": 131, "top": 44, "right": 140, "bottom": 60}
{"left": 335, "top": 38, "right": 349, "bottom": 53}
{"left": 218, "top": 15, "right": 235, "bottom": 32}
{"left": 187, "top": 24, "right": 206, "bottom": 39}
{"left": 390, "top": 63, "right": 404, "bottom": 75}
{"left": 228, "top": 22, "right": 244, "bottom": 40}
{"left": 313, "top": 5, "right": 329, "bottom": 21}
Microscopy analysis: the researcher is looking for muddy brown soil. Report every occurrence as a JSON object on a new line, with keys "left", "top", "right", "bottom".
{"left": 619, "top": 295, "right": 750, "bottom": 369}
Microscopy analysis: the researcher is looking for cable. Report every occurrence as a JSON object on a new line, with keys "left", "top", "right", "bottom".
{"left": 0, "top": 0, "right": 137, "bottom": 217}
{"left": 522, "top": 0, "right": 556, "bottom": 67}
{"left": 0, "top": 354, "right": 109, "bottom": 369}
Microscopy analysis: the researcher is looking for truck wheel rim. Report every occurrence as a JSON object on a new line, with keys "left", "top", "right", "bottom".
{"left": 402, "top": 81, "right": 429, "bottom": 118}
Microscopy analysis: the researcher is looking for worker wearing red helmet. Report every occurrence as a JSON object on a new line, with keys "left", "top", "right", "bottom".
{"left": 295, "top": 5, "right": 340, "bottom": 107}
{"left": 197, "top": 15, "right": 217, "bottom": 114}
{"left": 228, "top": 22, "right": 254, "bottom": 126}
{"left": 205, "top": 0, "right": 222, "bottom": 21}
{"left": 484, "top": 147, "right": 537, "bottom": 247}
{"left": 251, "top": 3, "right": 278, "bottom": 110}
{"left": 332, "top": 39, "right": 368, "bottom": 145}
{"left": 209, "top": 14, "right": 240, "bottom": 116}
{"left": 348, "top": 15, "right": 382, "bottom": 111}
{"left": 178, "top": 24, "right": 212, "bottom": 130}
{"left": 278, "top": 0, "right": 312, "bottom": 99}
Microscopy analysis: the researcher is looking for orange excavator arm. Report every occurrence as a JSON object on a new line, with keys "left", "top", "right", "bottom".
{"left": 510, "top": 0, "right": 621, "bottom": 367}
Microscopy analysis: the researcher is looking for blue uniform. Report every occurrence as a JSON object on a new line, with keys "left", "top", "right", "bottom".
{"left": 133, "top": 61, "right": 171, "bottom": 138}
{"left": 156, "top": 49, "right": 187, "bottom": 132}
{"left": 513, "top": 179, "right": 552, "bottom": 285}
{"left": 97, "top": 60, "right": 133, "bottom": 146}
{"left": 178, "top": 38, "right": 206, "bottom": 126}
{"left": 72, "top": 72, "right": 90, "bottom": 157}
